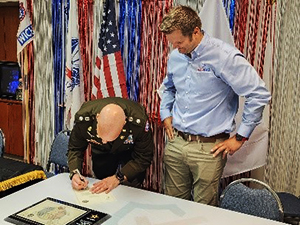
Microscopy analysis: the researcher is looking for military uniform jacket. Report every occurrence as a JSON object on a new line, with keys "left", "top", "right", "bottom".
{"left": 68, "top": 97, "right": 154, "bottom": 181}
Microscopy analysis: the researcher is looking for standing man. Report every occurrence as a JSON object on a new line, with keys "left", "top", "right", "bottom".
{"left": 68, "top": 97, "right": 154, "bottom": 194}
{"left": 159, "top": 5, "right": 271, "bottom": 206}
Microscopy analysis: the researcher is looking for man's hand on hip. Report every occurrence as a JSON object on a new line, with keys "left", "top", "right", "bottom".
{"left": 210, "top": 136, "right": 245, "bottom": 159}
{"left": 163, "top": 117, "right": 174, "bottom": 140}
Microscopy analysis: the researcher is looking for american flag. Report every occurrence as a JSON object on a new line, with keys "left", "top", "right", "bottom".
{"left": 92, "top": 0, "right": 127, "bottom": 99}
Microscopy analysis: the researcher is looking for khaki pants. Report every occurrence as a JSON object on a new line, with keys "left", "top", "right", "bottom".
{"left": 164, "top": 134, "right": 227, "bottom": 206}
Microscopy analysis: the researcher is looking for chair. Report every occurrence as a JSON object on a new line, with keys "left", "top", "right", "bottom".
{"left": 219, "top": 178, "right": 284, "bottom": 222}
{"left": 0, "top": 129, "right": 5, "bottom": 157}
{"left": 46, "top": 130, "right": 70, "bottom": 177}
{"left": 276, "top": 192, "right": 300, "bottom": 225}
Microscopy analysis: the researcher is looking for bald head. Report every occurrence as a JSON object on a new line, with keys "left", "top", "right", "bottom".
{"left": 96, "top": 104, "right": 126, "bottom": 144}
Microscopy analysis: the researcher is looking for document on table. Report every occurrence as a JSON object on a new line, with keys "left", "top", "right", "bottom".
{"left": 5, "top": 197, "right": 111, "bottom": 225}
{"left": 73, "top": 188, "right": 116, "bottom": 206}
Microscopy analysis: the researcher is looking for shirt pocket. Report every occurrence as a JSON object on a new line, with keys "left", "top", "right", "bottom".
{"left": 190, "top": 71, "right": 216, "bottom": 97}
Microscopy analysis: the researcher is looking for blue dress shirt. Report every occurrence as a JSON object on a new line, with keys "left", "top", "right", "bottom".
{"left": 160, "top": 33, "right": 271, "bottom": 138}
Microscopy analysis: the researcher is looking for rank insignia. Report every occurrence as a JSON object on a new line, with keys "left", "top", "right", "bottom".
{"left": 124, "top": 135, "right": 134, "bottom": 144}
{"left": 90, "top": 214, "right": 99, "bottom": 219}
{"left": 145, "top": 120, "right": 150, "bottom": 132}
{"left": 87, "top": 130, "right": 94, "bottom": 138}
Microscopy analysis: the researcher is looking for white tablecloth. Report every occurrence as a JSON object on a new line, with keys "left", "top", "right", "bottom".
{"left": 0, "top": 173, "right": 285, "bottom": 225}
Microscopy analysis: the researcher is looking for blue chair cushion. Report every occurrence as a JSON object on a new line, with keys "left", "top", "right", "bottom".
{"left": 220, "top": 183, "right": 281, "bottom": 221}
{"left": 48, "top": 131, "right": 69, "bottom": 168}
{"left": 277, "top": 192, "right": 300, "bottom": 218}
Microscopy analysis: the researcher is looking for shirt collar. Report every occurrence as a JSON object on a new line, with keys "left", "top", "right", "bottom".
{"left": 190, "top": 31, "right": 208, "bottom": 59}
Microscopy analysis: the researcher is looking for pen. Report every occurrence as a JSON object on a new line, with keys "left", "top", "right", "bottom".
{"left": 74, "top": 169, "right": 84, "bottom": 181}
{"left": 74, "top": 169, "right": 89, "bottom": 190}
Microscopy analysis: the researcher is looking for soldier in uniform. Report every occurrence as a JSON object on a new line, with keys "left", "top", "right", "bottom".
{"left": 68, "top": 97, "right": 154, "bottom": 194}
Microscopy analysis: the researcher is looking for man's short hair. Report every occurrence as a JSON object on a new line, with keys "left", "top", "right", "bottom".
{"left": 159, "top": 5, "right": 202, "bottom": 38}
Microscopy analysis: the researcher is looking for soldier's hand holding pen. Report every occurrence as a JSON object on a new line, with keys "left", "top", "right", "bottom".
{"left": 71, "top": 169, "right": 89, "bottom": 190}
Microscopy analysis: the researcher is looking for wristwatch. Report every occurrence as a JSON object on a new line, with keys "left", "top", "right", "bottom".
{"left": 69, "top": 169, "right": 79, "bottom": 180}
{"left": 115, "top": 166, "right": 125, "bottom": 184}
{"left": 235, "top": 133, "right": 248, "bottom": 142}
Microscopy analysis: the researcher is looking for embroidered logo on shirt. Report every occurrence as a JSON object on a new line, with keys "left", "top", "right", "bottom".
{"left": 124, "top": 135, "right": 134, "bottom": 144}
{"left": 198, "top": 64, "right": 211, "bottom": 72}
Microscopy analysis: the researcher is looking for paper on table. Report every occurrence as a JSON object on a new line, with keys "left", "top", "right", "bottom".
{"left": 74, "top": 188, "right": 116, "bottom": 206}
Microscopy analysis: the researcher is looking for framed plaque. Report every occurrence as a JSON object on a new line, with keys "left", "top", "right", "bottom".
{"left": 4, "top": 197, "right": 110, "bottom": 225}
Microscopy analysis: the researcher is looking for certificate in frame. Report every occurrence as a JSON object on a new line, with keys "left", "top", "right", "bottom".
{"left": 4, "top": 197, "right": 110, "bottom": 225}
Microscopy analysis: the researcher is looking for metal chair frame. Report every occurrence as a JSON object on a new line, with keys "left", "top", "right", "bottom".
{"left": 219, "top": 178, "right": 284, "bottom": 222}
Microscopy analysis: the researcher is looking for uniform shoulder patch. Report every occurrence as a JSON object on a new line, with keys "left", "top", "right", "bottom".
{"left": 145, "top": 120, "right": 150, "bottom": 132}
{"left": 124, "top": 134, "right": 134, "bottom": 144}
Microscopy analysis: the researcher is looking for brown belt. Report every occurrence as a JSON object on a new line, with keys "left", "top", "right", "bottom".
{"left": 174, "top": 128, "right": 229, "bottom": 143}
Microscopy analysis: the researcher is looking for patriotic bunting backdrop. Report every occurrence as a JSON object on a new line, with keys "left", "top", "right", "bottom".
{"left": 19, "top": 0, "right": 289, "bottom": 192}
{"left": 139, "top": 0, "right": 172, "bottom": 191}
{"left": 77, "top": 0, "right": 94, "bottom": 101}
{"left": 118, "top": 0, "right": 141, "bottom": 101}
{"left": 52, "top": 0, "right": 66, "bottom": 135}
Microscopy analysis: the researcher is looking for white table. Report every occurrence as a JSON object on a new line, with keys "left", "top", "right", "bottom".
{"left": 0, "top": 173, "right": 286, "bottom": 225}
